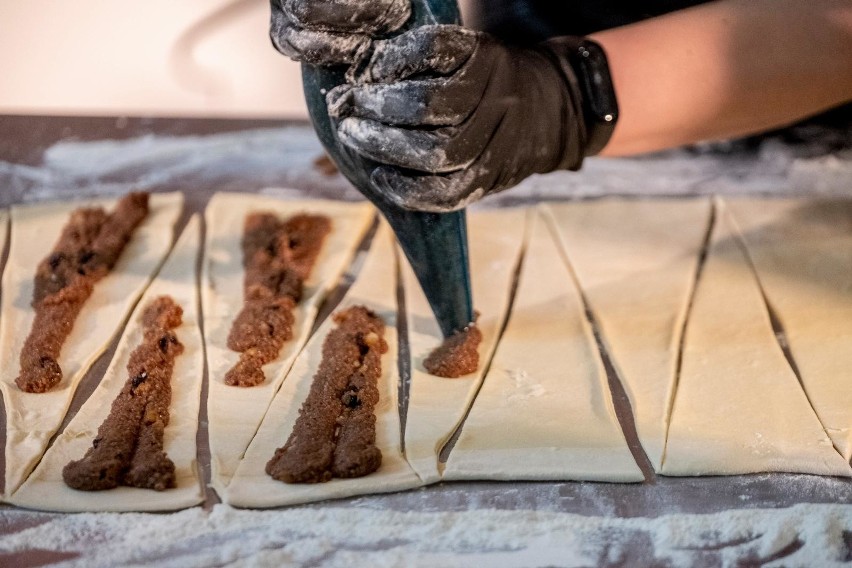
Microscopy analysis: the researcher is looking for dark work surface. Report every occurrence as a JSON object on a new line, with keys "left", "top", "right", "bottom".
{"left": 0, "top": 114, "right": 849, "bottom": 567}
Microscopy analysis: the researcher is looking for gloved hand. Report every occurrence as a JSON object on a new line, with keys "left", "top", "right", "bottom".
{"left": 269, "top": 0, "right": 411, "bottom": 65}
{"left": 326, "top": 25, "right": 608, "bottom": 212}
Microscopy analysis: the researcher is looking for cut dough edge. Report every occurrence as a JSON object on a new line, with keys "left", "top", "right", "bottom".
{"left": 203, "top": 192, "right": 375, "bottom": 494}
{"left": 403, "top": 208, "right": 530, "bottom": 485}
{"left": 661, "top": 200, "right": 852, "bottom": 477}
{"left": 9, "top": 216, "right": 206, "bottom": 512}
{"left": 723, "top": 196, "right": 852, "bottom": 463}
{"left": 443, "top": 208, "right": 643, "bottom": 482}
{"left": 226, "top": 223, "right": 420, "bottom": 508}
{"left": 543, "top": 198, "right": 712, "bottom": 472}
{"left": 0, "top": 192, "right": 183, "bottom": 497}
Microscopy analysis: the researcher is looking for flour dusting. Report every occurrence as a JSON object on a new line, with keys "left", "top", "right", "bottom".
{"left": 0, "top": 503, "right": 850, "bottom": 566}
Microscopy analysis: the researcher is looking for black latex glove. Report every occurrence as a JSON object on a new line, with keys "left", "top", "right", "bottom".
{"left": 269, "top": 0, "right": 411, "bottom": 65}
{"left": 326, "top": 25, "right": 593, "bottom": 212}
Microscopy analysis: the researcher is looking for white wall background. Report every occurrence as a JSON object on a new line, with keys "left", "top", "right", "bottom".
{"left": 0, "top": 0, "right": 475, "bottom": 119}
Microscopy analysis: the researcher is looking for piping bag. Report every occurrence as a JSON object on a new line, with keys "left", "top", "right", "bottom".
{"left": 301, "top": 0, "right": 474, "bottom": 338}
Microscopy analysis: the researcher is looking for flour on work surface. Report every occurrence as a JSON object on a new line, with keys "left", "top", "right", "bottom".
{"left": 2, "top": 125, "right": 850, "bottom": 208}
{"left": 0, "top": 504, "right": 849, "bottom": 566}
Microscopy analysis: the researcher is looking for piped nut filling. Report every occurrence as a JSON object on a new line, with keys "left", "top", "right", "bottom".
{"left": 62, "top": 296, "right": 184, "bottom": 492}
{"left": 16, "top": 192, "right": 150, "bottom": 393}
{"left": 423, "top": 323, "right": 482, "bottom": 378}
{"left": 266, "top": 306, "right": 387, "bottom": 484}
{"left": 224, "top": 212, "right": 331, "bottom": 387}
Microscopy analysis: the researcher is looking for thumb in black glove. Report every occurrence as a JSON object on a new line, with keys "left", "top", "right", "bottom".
{"left": 326, "top": 25, "right": 606, "bottom": 212}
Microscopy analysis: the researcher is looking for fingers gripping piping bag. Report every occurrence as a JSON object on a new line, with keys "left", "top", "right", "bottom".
{"left": 301, "top": 0, "right": 474, "bottom": 337}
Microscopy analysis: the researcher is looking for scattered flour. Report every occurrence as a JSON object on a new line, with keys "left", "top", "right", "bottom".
{"left": 0, "top": 503, "right": 850, "bottom": 566}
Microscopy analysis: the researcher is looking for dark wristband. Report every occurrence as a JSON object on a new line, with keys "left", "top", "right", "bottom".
{"left": 542, "top": 37, "right": 619, "bottom": 158}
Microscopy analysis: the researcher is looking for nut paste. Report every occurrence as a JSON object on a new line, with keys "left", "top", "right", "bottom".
{"left": 266, "top": 306, "right": 387, "bottom": 483}
{"left": 16, "top": 192, "right": 149, "bottom": 393}
{"left": 423, "top": 322, "right": 482, "bottom": 378}
{"left": 62, "top": 296, "right": 185, "bottom": 492}
{"left": 225, "top": 212, "right": 331, "bottom": 387}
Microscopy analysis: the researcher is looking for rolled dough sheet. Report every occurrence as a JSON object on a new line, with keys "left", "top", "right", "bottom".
{"left": 661, "top": 201, "right": 852, "bottom": 477}
{"left": 724, "top": 197, "right": 852, "bottom": 463}
{"left": 544, "top": 198, "right": 711, "bottom": 471}
{"left": 443, "top": 210, "right": 643, "bottom": 482}
{"left": 226, "top": 224, "right": 421, "bottom": 507}
{"left": 403, "top": 208, "right": 529, "bottom": 484}
{"left": 203, "top": 192, "right": 373, "bottom": 493}
{"left": 8, "top": 216, "right": 205, "bottom": 512}
{"left": 0, "top": 192, "right": 183, "bottom": 496}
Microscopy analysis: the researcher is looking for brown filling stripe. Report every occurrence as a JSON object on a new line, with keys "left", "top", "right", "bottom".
{"left": 62, "top": 296, "right": 185, "bottom": 492}
{"left": 266, "top": 306, "right": 387, "bottom": 484}
{"left": 16, "top": 192, "right": 150, "bottom": 393}
{"left": 225, "top": 212, "right": 331, "bottom": 387}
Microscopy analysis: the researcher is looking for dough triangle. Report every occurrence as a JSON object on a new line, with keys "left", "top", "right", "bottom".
{"left": 662, "top": 201, "right": 852, "bottom": 476}
{"left": 10, "top": 216, "right": 206, "bottom": 512}
{"left": 0, "top": 192, "right": 183, "bottom": 496}
{"left": 226, "top": 224, "right": 421, "bottom": 507}
{"left": 725, "top": 197, "right": 852, "bottom": 462}
{"left": 443, "top": 210, "right": 643, "bottom": 482}
{"left": 403, "top": 208, "right": 528, "bottom": 484}
{"left": 203, "top": 193, "right": 373, "bottom": 493}
{"left": 545, "top": 198, "right": 711, "bottom": 471}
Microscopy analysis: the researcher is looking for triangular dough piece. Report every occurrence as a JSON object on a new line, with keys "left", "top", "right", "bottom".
{"left": 662, "top": 202, "right": 852, "bottom": 477}
{"left": 545, "top": 198, "right": 711, "bottom": 471}
{"left": 403, "top": 208, "right": 528, "bottom": 484}
{"left": 203, "top": 193, "right": 373, "bottom": 493}
{"left": 725, "top": 197, "right": 852, "bottom": 462}
{"left": 443, "top": 211, "right": 643, "bottom": 482}
{"left": 0, "top": 192, "right": 183, "bottom": 496}
{"left": 9, "top": 216, "right": 205, "bottom": 512}
{"left": 226, "top": 224, "right": 421, "bottom": 507}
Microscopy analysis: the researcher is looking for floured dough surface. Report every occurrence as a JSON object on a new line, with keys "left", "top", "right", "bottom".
{"left": 403, "top": 208, "right": 529, "bottom": 484}
{"left": 9, "top": 217, "right": 206, "bottom": 512}
{"left": 226, "top": 225, "right": 421, "bottom": 507}
{"left": 0, "top": 192, "right": 182, "bottom": 496}
{"left": 662, "top": 202, "right": 852, "bottom": 477}
{"left": 545, "top": 199, "right": 711, "bottom": 471}
{"left": 725, "top": 197, "right": 852, "bottom": 462}
{"left": 203, "top": 192, "right": 373, "bottom": 493}
{"left": 444, "top": 211, "right": 643, "bottom": 482}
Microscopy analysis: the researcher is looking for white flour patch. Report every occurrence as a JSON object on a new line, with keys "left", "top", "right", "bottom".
{"left": 505, "top": 369, "right": 546, "bottom": 403}
{"left": 0, "top": 503, "right": 849, "bottom": 567}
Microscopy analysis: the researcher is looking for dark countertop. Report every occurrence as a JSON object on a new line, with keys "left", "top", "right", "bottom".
{"left": 0, "top": 114, "right": 849, "bottom": 567}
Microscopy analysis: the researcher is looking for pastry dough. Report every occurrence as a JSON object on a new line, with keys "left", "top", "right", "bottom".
{"left": 443, "top": 210, "right": 643, "bottom": 482}
{"left": 725, "top": 198, "right": 852, "bottom": 463}
{"left": 9, "top": 216, "right": 205, "bottom": 512}
{"left": 661, "top": 202, "right": 852, "bottom": 477}
{"left": 203, "top": 193, "right": 373, "bottom": 493}
{"left": 545, "top": 199, "right": 711, "bottom": 471}
{"left": 0, "top": 192, "right": 182, "bottom": 496}
{"left": 403, "top": 208, "right": 528, "bottom": 484}
{"left": 226, "top": 224, "right": 421, "bottom": 507}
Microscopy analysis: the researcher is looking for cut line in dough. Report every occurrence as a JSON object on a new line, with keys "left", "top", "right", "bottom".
{"left": 443, "top": 209, "right": 643, "bottom": 482}
{"left": 9, "top": 216, "right": 205, "bottom": 512}
{"left": 661, "top": 201, "right": 852, "bottom": 477}
{"left": 203, "top": 192, "right": 374, "bottom": 493}
{"left": 724, "top": 197, "right": 852, "bottom": 463}
{"left": 544, "top": 198, "right": 711, "bottom": 471}
{"left": 226, "top": 224, "right": 421, "bottom": 507}
{"left": 0, "top": 192, "right": 183, "bottom": 496}
{"left": 403, "top": 208, "right": 529, "bottom": 484}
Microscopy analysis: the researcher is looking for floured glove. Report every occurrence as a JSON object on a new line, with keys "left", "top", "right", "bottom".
{"left": 269, "top": 0, "right": 411, "bottom": 65}
{"left": 327, "top": 25, "right": 617, "bottom": 212}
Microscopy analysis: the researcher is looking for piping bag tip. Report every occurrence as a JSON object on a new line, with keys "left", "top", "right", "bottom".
{"left": 301, "top": 0, "right": 473, "bottom": 337}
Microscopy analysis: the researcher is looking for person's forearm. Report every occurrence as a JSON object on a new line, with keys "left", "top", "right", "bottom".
{"left": 590, "top": 0, "right": 852, "bottom": 156}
